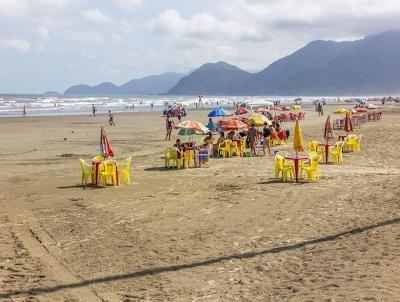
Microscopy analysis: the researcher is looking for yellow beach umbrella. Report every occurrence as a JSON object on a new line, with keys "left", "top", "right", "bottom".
{"left": 291, "top": 104, "right": 301, "bottom": 110}
{"left": 334, "top": 108, "right": 351, "bottom": 115}
{"left": 293, "top": 119, "right": 304, "bottom": 153}
{"left": 247, "top": 114, "right": 271, "bottom": 126}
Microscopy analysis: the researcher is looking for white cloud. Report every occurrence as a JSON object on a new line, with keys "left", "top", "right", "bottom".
{"left": 34, "top": 26, "right": 50, "bottom": 40}
{"left": 82, "top": 8, "right": 112, "bottom": 24}
{"left": 0, "top": 0, "right": 82, "bottom": 16}
{"left": 65, "top": 29, "right": 104, "bottom": 45}
{"left": 113, "top": 0, "right": 142, "bottom": 10}
{"left": 150, "top": 9, "right": 263, "bottom": 41}
{"left": 0, "top": 38, "right": 31, "bottom": 52}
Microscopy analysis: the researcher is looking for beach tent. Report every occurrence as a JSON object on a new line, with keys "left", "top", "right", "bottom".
{"left": 219, "top": 119, "right": 248, "bottom": 131}
{"left": 293, "top": 119, "right": 304, "bottom": 154}
{"left": 100, "top": 127, "right": 114, "bottom": 158}
{"left": 208, "top": 107, "right": 232, "bottom": 118}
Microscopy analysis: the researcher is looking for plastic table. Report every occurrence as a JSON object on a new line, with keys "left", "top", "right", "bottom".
{"left": 284, "top": 155, "right": 309, "bottom": 182}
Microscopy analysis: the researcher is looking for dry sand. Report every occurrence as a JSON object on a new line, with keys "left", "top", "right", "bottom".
{"left": 0, "top": 104, "right": 400, "bottom": 301}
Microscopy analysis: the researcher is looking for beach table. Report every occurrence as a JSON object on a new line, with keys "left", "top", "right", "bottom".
{"left": 337, "top": 134, "right": 348, "bottom": 141}
{"left": 285, "top": 154, "right": 309, "bottom": 182}
{"left": 318, "top": 143, "right": 332, "bottom": 164}
{"left": 92, "top": 158, "right": 119, "bottom": 186}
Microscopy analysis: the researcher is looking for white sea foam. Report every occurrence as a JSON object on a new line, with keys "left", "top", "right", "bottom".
{"left": 0, "top": 95, "right": 350, "bottom": 117}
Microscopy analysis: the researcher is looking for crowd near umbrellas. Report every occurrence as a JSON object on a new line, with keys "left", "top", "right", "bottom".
{"left": 219, "top": 119, "right": 248, "bottom": 131}
{"left": 208, "top": 107, "right": 232, "bottom": 118}
{"left": 247, "top": 114, "right": 271, "bottom": 126}
{"left": 293, "top": 119, "right": 305, "bottom": 154}
{"left": 344, "top": 113, "right": 354, "bottom": 133}
{"left": 235, "top": 107, "right": 248, "bottom": 115}
{"left": 100, "top": 127, "right": 114, "bottom": 158}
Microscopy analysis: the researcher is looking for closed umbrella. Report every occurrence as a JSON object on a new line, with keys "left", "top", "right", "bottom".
{"left": 324, "top": 115, "right": 333, "bottom": 141}
{"left": 293, "top": 119, "right": 304, "bottom": 154}
{"left": 344, "top": 113, "right": 353, "bottom": 133}
{"left": 100, "top": 127, "right": 114, "bottom": 158}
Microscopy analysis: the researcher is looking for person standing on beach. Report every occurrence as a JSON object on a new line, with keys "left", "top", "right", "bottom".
{"left": 92, "top": 104, "right": 97, "bottom": 116}
{"left": 22, "top": 105, "right": 26, "bottom": 116}
{"left": 165, "top": 116, "right": 174, "bottom": 140}
{"left": 247, "top": 124, "right": 257, "bottom": 156}
{"left": 108, "top": 110, "right": 115, "bottom": 126}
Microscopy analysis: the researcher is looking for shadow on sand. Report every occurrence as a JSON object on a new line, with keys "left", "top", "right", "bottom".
{"left": 2, "top": 217, "right": 399, "bottom": 299}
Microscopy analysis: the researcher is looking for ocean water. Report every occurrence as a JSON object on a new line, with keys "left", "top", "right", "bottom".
{"left": 0, "top": 95, "right": 340, "bottom": 117}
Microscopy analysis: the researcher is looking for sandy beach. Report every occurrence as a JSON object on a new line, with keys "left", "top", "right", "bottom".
{"left": 1, "top": 104, "right": 400, "bottom": 301}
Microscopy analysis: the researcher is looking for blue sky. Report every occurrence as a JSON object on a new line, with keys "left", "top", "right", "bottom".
{"left": 1, "top": 0, "right": 400, "bottom": 93}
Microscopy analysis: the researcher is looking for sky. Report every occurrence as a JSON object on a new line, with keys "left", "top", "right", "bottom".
{"left": 1, "top": 0, "right": 400, "bottom": 94}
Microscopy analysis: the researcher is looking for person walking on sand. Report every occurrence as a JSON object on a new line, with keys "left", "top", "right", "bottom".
{"left": 108, "top": 110, "right": 115, "bottom": 126}
{"left": 92, "top": 104, "right": 97, "bottom": 117}
{"left": 165, "top": 116, "right": 174, "bottom": 140}
{"left": 22, "top": 105, "right": 26, "bottom": 116}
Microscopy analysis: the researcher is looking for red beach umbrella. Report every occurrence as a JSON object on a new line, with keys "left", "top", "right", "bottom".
{"left": 100, "top": 127, "right": 114, "bottom": 158}
{"left": 219, "top": 119, "right": 249, "bottom": 131}
{"left": 235, "top": 107, "right": 248, "bottom": 115}
{"left": 344, "top": 113, "right": 353, "bottom": 133}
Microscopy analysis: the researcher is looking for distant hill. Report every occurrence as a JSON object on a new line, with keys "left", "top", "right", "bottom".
{"left": 64, "top": 72, "right": 185, "bottom": 95}
{"left": 168, "top": 30, "right": 400, "bottom": 96}
{"left": 43, "top": 91, "right": 60, "bottom": 96}
{"left": 168, "top": 61, "right": 251, "bottom": 95}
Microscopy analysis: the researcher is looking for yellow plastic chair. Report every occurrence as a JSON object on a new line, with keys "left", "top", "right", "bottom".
{"left": 183, "top": 149, "right": 196, "bottom": 168}
{"left": 219, "top": 139, "right": 232, "bottom": 158}
{"left": 275, "top": 154, "right": 294, "bottom": 182}
{"left": 165, "top": 147, "right": 181, "bottom": 169}
{"left": 308, "top": 140, "right": 320, "bottom": 152}
{"left": 329, "top": 141, "right": 345, "bottom": 163}
{"left": 117, "top": 156, "right": 132, "bottom": 184}
{"left": 230, "top": 140, "right": 241, "bottom": 157}
{"left": 356, "top": 134, "right": 362, "bottom": 151}
{"left": 99, "top": 160, "right": 118, "bottom": 186}
{"left": 300, "top": 153, "right": 321, "bottom": 182}
{"left": 79, "top": 159, "right": 93, "bottom": 186}
{"left": 93, "top": 155, "right": 105, "bottom": 162}
{"left": 344, "top": 134, "right": 357, "bottom": 152}
{"left": 240, "top": 137, "right": 247, "bottom": 155}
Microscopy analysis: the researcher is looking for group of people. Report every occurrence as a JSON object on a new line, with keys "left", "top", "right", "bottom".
{"left": 163, "top": 106, "right": 186, "bottom": 122}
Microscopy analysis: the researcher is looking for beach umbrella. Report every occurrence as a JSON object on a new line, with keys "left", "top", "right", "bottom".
{"left": 293, "top": 119, "right": 305, "bottom": 154}
{"left": 219, "top": 119, "right": 248, "bottom": 131}
{"left": 334, "top": 108, "right": 351, "bottom": 115}
{"left": 176, "top": 120, "right": 209, "bottom": 133}
{"left": 344, "top": 113, "right": 353, "bottom": 133}
{"left": 291, "top": 105, "right": 302, "bottom": 110}
{"left": 355, "top": 107, "right": 367, "bottom": 113}
{"left": 208, "top": 107, "right": 232, "bottom": 118}
{"left": 323, "top": 115, "right": 334, "bottom": 141}
{"left": 177, "top": 128, "right": 197, "bottom": 136}
{"left": 235, "top": 107, "right": 248, "bottom": 115}
{"left": 273, "top": 106, "right": 284, "bottom": 111}
{"left": 100, "top": 127, "right": 114, "bottom": 158}
{"left": 247, "top": 114, "right": 271, "bottom": 127}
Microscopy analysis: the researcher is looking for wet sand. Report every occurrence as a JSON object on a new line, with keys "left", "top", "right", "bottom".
{"left": 1, "top": 104, "right": 400, "bottom": 301}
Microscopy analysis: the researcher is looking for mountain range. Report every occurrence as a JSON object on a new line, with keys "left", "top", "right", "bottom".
{"left": 63, "top": 30, "right": 400, "bottom": 96}
{"left": 64, "top": 72, "right": 185, "bottom": 95}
